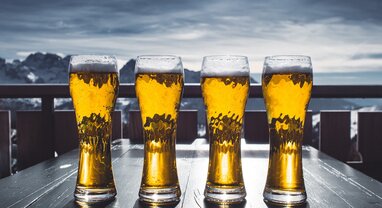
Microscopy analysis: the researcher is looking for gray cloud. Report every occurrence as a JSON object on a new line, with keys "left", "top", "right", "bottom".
{"left": 0, "top": 0, "right": 382, "bottom": 71}
{"left": 352, "top": 53, "right": 382, "bottom": 60}
{"left": 1, "top": 0, "right": 380, "bottom": 37}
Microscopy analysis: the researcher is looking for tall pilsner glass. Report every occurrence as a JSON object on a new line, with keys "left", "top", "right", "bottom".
{"left": 69, "top": 55, "right": 119, "bottom": 203}
{"left": 262, "top": 55, "right": 313, "bottom": 206}
{"left": 202, "top": 56, "right": 249, "bottom": 204}
{"left": 135, "top": 55, "right": 184, "bottom": 205}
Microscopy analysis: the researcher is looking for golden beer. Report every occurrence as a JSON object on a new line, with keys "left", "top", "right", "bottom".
{"left": 203, "top": 76, "right": 248, "bottom": 188}
{"left": 136, "top": 73, "right": 183, "bottom": 189}
{"left": 135, "top": 55, "right": 184, "bottom": 205}
{"left": 69, "top": 55, "right": 119, "bottom": 203}
{"left": 262, "top": 55, "right": 312, "bottom": 205}
{"left": 202, "top": 55, "right": 249, "bottom": 204}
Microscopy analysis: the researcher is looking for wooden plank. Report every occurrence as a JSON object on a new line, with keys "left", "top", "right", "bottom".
{"left": 0, "top": 111, "right": 11, "bottom": 178}
{"left": 176, "top": 110, "right": 198, "bottom": 144}
{"left": 111, "top": 111, "right": 122, "bottom": 140}
{"left": 127, "top": 110, "right": 198, "bottom": 144}
{"left": 0, "top": 141, "right": 381, "bottom": 207}
{"left": 358, "top": 111, "right": 382, "bottom": 181}
{"left": 41, "top": 97, "right": 55, "bottom": 163}
{"left": 244, "top": 110, "right": 268, "bottom": 144}
{"left": 301, "top": 147, "right": 382, "bottom": 208}
{"left": 23, "top": 141, "right": 195, "bottom": 208}
{"left": 320, "top": 111, "right": 351, "bottom": 162}
{"left": 127, "top": 110, "right": 142, "bottom": 144}
{"left": 358, "top": 111, "right": 382, "bottom": 163}
{"left": 54, "top": 110, "right": 122, "bottom": 155}
{"left": 0, "top": 139, "right": 131, "bottom": 208}
{"left": 311, "top": 85, "right": 382, "bottom": 98}
{"left": 304, "top": 111, "right": 313, "bottom": 146}
{"left": 3, "top": 84, "right": 382, "bottom": 99}
{"left": 179, "top": 142, "right": 382, "bottom": 208}
{"left": 16, "top": 111, "right": 54, "bottom": 170}
{"left": 53, "top": 111, "right": 77, "bottom": 155}
{"left": 244, "top": 111, "right": 313, "bottom": 145}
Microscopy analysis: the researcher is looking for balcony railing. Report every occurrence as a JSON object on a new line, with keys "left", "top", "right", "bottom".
{"left": 1, "top": 84, "right": 382, "bottom": 181}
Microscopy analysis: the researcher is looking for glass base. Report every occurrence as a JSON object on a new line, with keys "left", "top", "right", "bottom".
{"left": 139, "top": 187, "right": 181, "bottom": 206}
{"left": 204, "top": 184, "right": 246, "bottom": 204}
{"left": 74, "top": 186, "right": 116, "bottom": 203}
{"left": 263, "top": 187, "right": 306, "bottom": 206}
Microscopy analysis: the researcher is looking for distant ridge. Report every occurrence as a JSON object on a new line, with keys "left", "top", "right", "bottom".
{"left": 0, "top": 52, "right": 70, "bottom": 83}
{"left": 0, "top": 52, "right": 258, "bottom": 84}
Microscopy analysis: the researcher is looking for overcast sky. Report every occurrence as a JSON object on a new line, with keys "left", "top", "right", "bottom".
{"left": 1, "top": 0, "right": 382, "bottom": 72}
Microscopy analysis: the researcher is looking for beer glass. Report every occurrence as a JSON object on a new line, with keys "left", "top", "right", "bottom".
{"left": 135, "top": 55, "right": 184, "bottom": 205}
{"left": 202, "top": 55, "right": 249, "bottom": 203}
{"left": 262, "top": 55, "right": 313, "bottom": 205}
{"left": 69, "top": 55, "right": 119, "bottom": 203}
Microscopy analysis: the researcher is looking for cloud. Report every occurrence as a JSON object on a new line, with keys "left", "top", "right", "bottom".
{"left": 351, "top": 53, "right": 382, "bottom": 60}
{"left": 16, "top": 51, "right": 38, "bottom": 58}
{"left": 0, "top": 0, "right": 382, "bottom": 72}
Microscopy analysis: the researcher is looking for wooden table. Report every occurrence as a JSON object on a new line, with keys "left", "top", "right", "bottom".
{"left": 0, "top": 139, "right": 381, "bottom": 208}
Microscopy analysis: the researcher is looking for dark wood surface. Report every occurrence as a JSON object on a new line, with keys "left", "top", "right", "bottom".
{"left": 0, "top": 111, "right": 11, "bottom": 178}
{"left": 358, "top": 111, "right": 382, "bottom": 163}
{"left": 41, "top": 97, "right": 55, "bottom": 167}
{"left": 16, "top": 111, "right": 54, "bottom": 170}
{"left": 126, "top": 110, "right": 142, "bottom": 142}
{"left": 0, "top": 139, "right": 381, "bottom": 208}
{"left": 319, "top": 111, "right": 351, "bottom": 162}
{"left": 357, "top": 112, "right": 382, "bottom": 181}
{"left": 54, "top": 110, "right": 78, "bottom": 155}
{"left": 244, "top": 111, "right": 269, "bottom": 144}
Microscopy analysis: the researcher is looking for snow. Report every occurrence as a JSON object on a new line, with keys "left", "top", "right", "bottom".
{"left": 26, "top": 72, "right": 38, "bottom": 83}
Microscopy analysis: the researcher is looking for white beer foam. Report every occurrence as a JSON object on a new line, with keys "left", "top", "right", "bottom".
{"left": 69, "top": 55, "right": 118, "bottom": 73}
{"left": 135, "top": 55, "right": 183, "bottom": 74}
{"left": 201, "top": 55, "right": 250, "bottom": 77}
{"left": 263, "top": 55, "right": 312, "bottom": 74}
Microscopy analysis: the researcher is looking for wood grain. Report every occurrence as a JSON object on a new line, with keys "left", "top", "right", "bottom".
{"left": 0, "top": 111, "right": 11, "bottom": 178}
{"left": 244, "top": 110, "right": 269, "bottom": 144}
{"left": 0, "top": 139, "right": 381, "bottom": 208}
{"left": 16, "top": 111, "right": 54, "bottom": 170}
{"left": 357, "top": 111, "right": 382, "bottom": 182}
{"left": 319, "top": 111, "right": 351, "bottom": 162}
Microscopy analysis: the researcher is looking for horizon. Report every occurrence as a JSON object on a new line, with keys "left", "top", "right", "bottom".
{"left": 1, "top": 0, "right": 382, "bottom": 73}
{"left": 2, "top": 52, "right": 382, "bottom": 75}
{"left": 2, "top": 51, "right": 382, "bottom": 85}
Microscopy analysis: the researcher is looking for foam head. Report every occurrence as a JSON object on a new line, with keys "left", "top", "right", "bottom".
{"left": 135, "top": 55, "right": 183, "bottom": 74}
{"left": 201, "top": 55, "right": 250, "bottom": 77}
{"left": 69, "top": 55, "right": 118, "bottom": 73}
{"left": 263, "top": 55, "right": 312, "bottom": 75}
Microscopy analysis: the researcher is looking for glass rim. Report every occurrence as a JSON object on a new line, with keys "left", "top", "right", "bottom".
{"left": 70, "top": 55, "right": 117, "bottom": 63}
{"left": 263, "top": 55, "right": 312, "bottom": 74}
{"left": 137, "top": 55, "right": 181, "bottom": 60}
{"left": 203, "top": 55, "right": 248, "bottom": 61}
{"left": 135, "top": 55, "right": 183, "bottom": 74}
{"left": 201, "top": 55, "right": 250, "bottom": 77}
{"left": 265, "top": 55, "right": 311, "bottom": 61}
{"left": 69, "top": 55, "right": 118, "bottom": 73}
